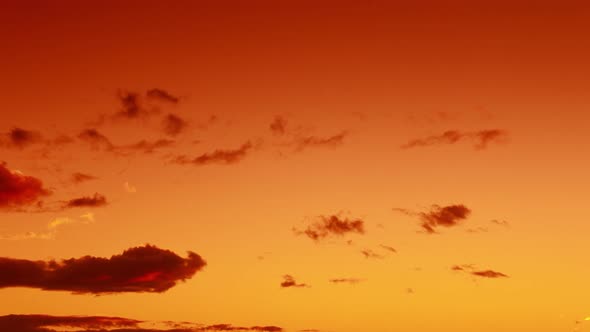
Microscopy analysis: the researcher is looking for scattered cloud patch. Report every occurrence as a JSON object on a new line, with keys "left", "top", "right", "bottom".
{"left": 173, "top": 142, "right": 253, "bottom": 166}
{"left": 147, "top": 89, "right": 180, "bottom": 104}
{"left": 64, "top": 193, "right": 107, "bottom": 209}
{"left": 280, "top": 275, "right": 309, "bottom": 288}
{"left": 163, "top": 113, "right": 187, "bottom": 136}
{"left": 394, "top": 204, "right": 471, "bottom": 233}
{"left": 401, "top": 129, "right": 507, "bottom": 150}
{"left": 294, "top": 214, "right": 365, "bottom": 241}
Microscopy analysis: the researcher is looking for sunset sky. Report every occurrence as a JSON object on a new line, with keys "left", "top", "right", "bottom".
{"left": 1, "top": 1, "right": 590, "bottom": 331}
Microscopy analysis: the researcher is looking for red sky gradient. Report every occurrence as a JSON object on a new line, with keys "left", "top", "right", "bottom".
{"left": 1, "top": 1, "right": 590, "bottom": 331}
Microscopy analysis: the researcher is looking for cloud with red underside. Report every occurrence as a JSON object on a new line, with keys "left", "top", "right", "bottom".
{"left": 0, "top": 244, "right": 206, "bottom": 294}
{"left": 0, "top": 163, "right": 50, "bottom": 209}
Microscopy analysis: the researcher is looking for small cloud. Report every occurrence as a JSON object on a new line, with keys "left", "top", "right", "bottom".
{"left": 490, "top": 219, "right": 510, "bottom": 227}
{"left": 0, "top": 163, "right": 51, "bottom": 209}
{"left": 147, "top": 88, "right": 180, "bottom": 104}
{"left": 280, "top": 275, "right": 309, "bottom": 288}
{"left": 360, "top": 249, "right": 384, "bottom": 259}
{"left": 379, "top": 245, "right": 397, "bottom": 253}
{"left": 394, "top": 204, "right": 471, "bottom": 233}
{"left": 329, "top": 278, "right": 364, "bottom": 285}
{"left": 294, "top": 132, "right": 347, "bottom": 151}
{"left": 78, "top": 129, "right": 115, "bottom": 151}
{"left": 0, "top": 127, "right": 43, "bottom": 149}
{"left": 294, "top": 214, "right": 365, "bottom": 241}
{"left": 124, "top": 139, "right": 175, "bottom": 154}
{"left": 63, "top": 193, "right": 108, "bottom": 209}
{"left": 0, "top": 244, "right": 206, "bottom": 294}
{"left": 79, "top": 212, "right": 95, "bottom": 222}
{"left": 162, "top": 113, "right": 187, "bottom": 136}
{"left": 71, "top": 172, "right": 98, "bottom": 184}
{"left": 451, "top": 264, "right": 509, "bottom": 279}
{"left": 115, "top": 91, "right": 145, "bottom": 119}
{"left": 269, "top": 116, "right": 287, "bottom": 136}
{"left": 173, "top": 141, "right": 253, "bottom": 166}
{"left": 401, "top": 129, "right": 508, "bottom": 150}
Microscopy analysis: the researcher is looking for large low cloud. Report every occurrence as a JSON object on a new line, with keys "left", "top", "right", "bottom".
{"left": 0, "top": 163, "right": 50, "bottom": 209}
{"left": 0, "top": 315, "right": 283, "bottom": 332}
{"left": 0, "top": 244, "right": 206, "bottom": 294}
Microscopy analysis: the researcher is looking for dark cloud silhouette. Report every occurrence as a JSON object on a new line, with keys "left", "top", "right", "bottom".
{"left": 125, "top": 139, "right": 176, "bottom": 154}
{"left": 394, "top": 204, "right": 471, "bottom": 233}
{"left": 0, "top": 315, "right": 282, "bottom": 332}
{"left": 71, "top": 172, "right": 98, "bottom": 184}
{"left": 0, "top": 244, "right": 206, "bottom": 294}
{"left": 451, "top": 265, "right": 509, "bottom": 278}
{"left": 294, "top": 132, "right": 347, "bottom": 151}
{"left": 401, "top": 129, "right": 507, "bottom": 150}
{"left": 147, "top": 89, "right": 180, "bottom": 104}
{"left": 163, "top": 113, "right": 187, "bottom": 136}
{"left": 360, "top": 249, "right": 384, "bottom": 259}
{"left": 269, "top": 116, "right": 287, "bottom": 135}
{"left": 0, "top": 128, "right": 43, "bottom": 149}
{"left": 173, "top": 142, "right": 253, "bottom": 166}
{"left": 63, "top": 193, "right": 108, "bottom": 208}
{"left": 0, "top": 163, "right": 50, "bottom": 209}
{"left": 329, "top": 278, "right": 363, "bottom": 284}
{"left": 294, "top": 215, "right": 365, "bottom": 241}
{"left": 116, "top": 91, "right": 145, "bottom": 119}
{"left": 280, "top": 275, "right": 309, "bottom": 288}
{"left": 78, "top": 129, "right": 115, "bottom": 151}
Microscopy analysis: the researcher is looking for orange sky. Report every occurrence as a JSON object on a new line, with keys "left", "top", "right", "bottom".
{"left": 1, "top": 1, "right": 590, "bottom": 332}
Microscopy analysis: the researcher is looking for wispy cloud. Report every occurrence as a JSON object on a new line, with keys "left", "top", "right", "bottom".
{"left": 401, "top": 129, "right": 507, "bottom": 150}
{"left": 172, "top": 142, "right": 253, "bottom": 166}
{"left": 294, "top": 214, "right": 365, "bottom": 241}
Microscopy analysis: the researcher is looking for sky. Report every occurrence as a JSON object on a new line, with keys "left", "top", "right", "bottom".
{"left": 0, "top": 1, "right": 589, "bottom": 331}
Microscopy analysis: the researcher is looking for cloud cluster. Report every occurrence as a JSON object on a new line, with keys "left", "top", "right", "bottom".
{"left": 294, "top": 214, "right": 365, "bottom": 241}
{"left": 0, "top": 244, "right": 206, "bottom": 294}
{"left": 0, "top": 163, "right": 50, "bottom": 209}
{"left": 401, "top": 129, "right": 507, "bottom": 150}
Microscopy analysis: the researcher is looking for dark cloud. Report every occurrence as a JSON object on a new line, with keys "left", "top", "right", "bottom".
{"left": 71, "top": 172, "right": 98, "bottom": 184}
{"left": 451, "top": 265, "right": 509, "bottom": 278}
{"left": 163, "top": 113, "right": 188, "bottom": 136}
{"left": 280, "top": 275, "right": 309, "bottom": 288}
{"left": 379, "top": 245, "right": 397, "bottom": 253}
{"left": 116, "top": 91, "right": 145, "bottom": 119}
{"left": 147, "top": 89, "right": 180, "bottom": 104}
{"left": 0, "top": 163, "right": 50, "bottom": 209}
{"left": 294, "top": 215, "right": 365, "bottom": 241}
{"left": 64, "top": 193, "right": 108, "bottom": 208}
{"left": 0, "top": 128, "right": 43, "bottom": 149}
{"left": 294, "top": 132, "right": 347, "bottom": 151}
{"left": 269, "top": 116, "right": 287, "bottom": 136}
{"left": 328, "top": 278, "right": 363, "bottom": 284}
{"left": 394, "top": 204, "right": 471, "bottom": 233}
{"left": 173, "top": 142, "right": 253, "bottom": 166}
{"left": 0, "top": 244, "right": 206, "bottom": 294}
{"left": 401, "top": 129, "right": 507, "bottom": 150}
{"left": 360, "top": 249, "right": 384, "bottom": 259}
{"left": 0, "top": 315, "right": 282, "bottom": 332}
{"left": 78, "top": 129, "right": 115, "bottom": 151}
{"left": 125, "top": 139, "right": 176, "bottom": 154}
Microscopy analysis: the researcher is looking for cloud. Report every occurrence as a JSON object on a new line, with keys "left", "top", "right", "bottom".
{"left": 163, "top": 113, "right": 188, "bottom": 136}
{"left": 379, "top": 245, "right": 397, "bottom": 253}
{"left": 124, "top": 182, "right": 137, "bottom": 193}
{"left": 0, "top": 315, "right": 283, "bottom": 332}
{"left": 328, "top": 278, "right": 364, "bottom": 285}
{"left": 280, "top": 275, "right": 309, "bottom": 288}
{"left": 173, "top": 142, "right": 253, "bottom": 166}
{"left": 63, "top": 193, "right": 108, "bottom": 208}
{"left": 71, "top": 172, "right": 98, "bottom": 184}
{"left": 490, "top": 219, "right": 510, "bottom": 227}
{"left": 115, "top": 91, "right": 145, "bottom": 119}
{"left": 147, "top": 89, "right": 180, "bottom": 104}
{"left": 394, "top": 204, "right": 471, "bottom": 233}
{"left": 294, "top": 132, "right": 347, "bottom": 151}
{"left": 0, "top": 244, "right": 206, "bottom": 294}
{"left": 0, "top": 163, "right": 51, "bottom": 209}
{"left": 0, "top": 127, "right": 43, "bottom": 149}
{"left": 294, "top": 214, "right": 365, "bottom": 241}
{"left": 269, "top": 116, "right": 287, "bottom": 135}
{"left": 451, "top": 265, "right": 509, "bottom": 279}
{"left": 77, "top": 129, "right": 115, "bottom": 151}
{"left": 401, "top": 129, "right": 507, "bottom": 150}
{"left": 124, "top": 139, "right": 176, "bottom": 154}
{"left": 360, "top": 249, "right": 384, "bottom": 259}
